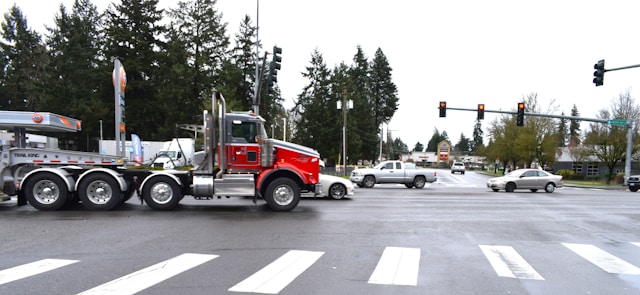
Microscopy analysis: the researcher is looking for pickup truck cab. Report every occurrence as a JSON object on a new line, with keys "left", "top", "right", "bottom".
{"left": 350, "top": 160, "right": 437, "bottom": 189}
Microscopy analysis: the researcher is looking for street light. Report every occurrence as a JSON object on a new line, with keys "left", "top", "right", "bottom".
{"left": 337, "top": 99, "right": 353, "bottom": 176}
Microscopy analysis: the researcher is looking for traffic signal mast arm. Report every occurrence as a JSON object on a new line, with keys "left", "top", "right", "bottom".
{"left": 440, "top": 105, "right": 614, "bottom": 125}
{"left": 592, "top": 58, "right": 640, "bottom": 87}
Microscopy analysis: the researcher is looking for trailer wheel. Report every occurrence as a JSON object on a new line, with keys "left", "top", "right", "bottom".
{"left": 23, "top": 173, "right": 68, "bottom": 211}
{"left": 264, "top": 178, "right": 300, "bottom": 211}
{"left": 142, "top": 176, "right": 182, "bottom": 210}
{"left": 78, "top": 173, "right": 123, "bottom": 211}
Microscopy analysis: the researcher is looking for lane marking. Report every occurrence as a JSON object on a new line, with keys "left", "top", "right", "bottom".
{"left": 563, "top": 243, "right": 640, "bottom": 274}
{"left": 229, "top": 250, "right": 324, "bottom": 294}
{"left": 368, "top": 246, "right": 421, "bottom": 286}
{"left": 0, "top": 259, "right": 79, "bottom": 285}
{"left": 479, "top": 245, "right": 544, "bottom": 280}
{"left": 77, "top": 253, "right": 218, "bottom": 295}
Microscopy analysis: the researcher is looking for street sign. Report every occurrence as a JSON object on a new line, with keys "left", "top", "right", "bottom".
{"left": 608, "top": 119, "right": 627, "bottom": 126}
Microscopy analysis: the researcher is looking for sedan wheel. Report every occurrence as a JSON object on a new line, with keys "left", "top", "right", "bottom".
{"left": 544, "top": 183, "right": 556, "bottom": 193}
{"left": 505, "top": 182, "right": 516, "bottom": 192}
{"left": 329, "top": 183, "right": 346, "bottom": 200}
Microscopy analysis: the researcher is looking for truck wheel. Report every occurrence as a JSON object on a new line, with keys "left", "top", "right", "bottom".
{"left": 142, "top": 176, "right": 182, "bottom": 210}
{"left": 631, "top": 187, "right": 639, "bottom": 192}
{"left": 265, "top": 178, "right": 300, "bottom": 211}
{"left": 78, "top": 174, "right": 123, "bottom": 210}
{"left": 413, "top": 176, "right": 426, "bottom": 189}
{"left": 23, "top": 173, "right": 68, "bottom": 211}
{"left": 363, "top": 176, "right": 375, "bottom": 188}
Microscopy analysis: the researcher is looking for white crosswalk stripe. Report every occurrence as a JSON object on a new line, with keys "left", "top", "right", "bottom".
{"left": 229, "top": 250, "right": 324, "bottom": 294}
{"left": 562, "top": 243, "right": 640, "bottom": 274}
{"left": 2, "top": 242, "right": 640, "bottom": 293}
{"left": 0, "top": 259, "right": 79, "bottom": 285}
{"left": 77, "top": 253, "right": 218, "bottom": 295}
{"left": 479, "top": 245, "right": 544, "bottom": 280}
{"left": 368, "top": 246, "right": 421, "bottom": 286}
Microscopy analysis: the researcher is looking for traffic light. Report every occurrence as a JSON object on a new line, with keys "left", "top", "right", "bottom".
{"left": 439, "top": 101, "right": 446, "bottom": 117}
{"left": 267, "top": 46, "right": 282, "bottom": 92}
{"left": 477, "top": 104, "right": 485, "bottom": 120}
{"left": 517, "top": 102, "right": 525, "bottom": 126}
{"left": 593, "top": 59, "right": 605, "bottom": 87}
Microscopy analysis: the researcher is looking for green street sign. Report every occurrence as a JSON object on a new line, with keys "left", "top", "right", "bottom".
{"left": 608, "top": 119, "right": 627, "bottom": 126}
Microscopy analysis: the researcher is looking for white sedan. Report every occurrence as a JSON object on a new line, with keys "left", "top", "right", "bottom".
{"left": 318, "top": 174, "right": 355, "bottom": 200}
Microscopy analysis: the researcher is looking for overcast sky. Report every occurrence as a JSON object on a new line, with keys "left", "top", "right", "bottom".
{"left": 3, "top": 0, "right": 640, "bottom": 150}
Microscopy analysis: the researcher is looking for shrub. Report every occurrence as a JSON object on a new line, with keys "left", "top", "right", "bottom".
{"left": 557, "top": 169, "right": 575, "bottom": 178}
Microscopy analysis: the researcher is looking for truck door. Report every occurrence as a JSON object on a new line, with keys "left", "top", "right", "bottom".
{"left": 226, "top": 120, "right": 261, "bottom": 173}
{"left": 378, "top": 161, "right": 401, "bottom": 183}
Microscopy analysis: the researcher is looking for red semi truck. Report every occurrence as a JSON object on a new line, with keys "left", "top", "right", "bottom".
{"left": 0, "top": 90, "right": 321, "bottom": 211}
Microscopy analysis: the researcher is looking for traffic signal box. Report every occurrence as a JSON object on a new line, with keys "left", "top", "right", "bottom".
{"left": 593, "top": 59, "right": 605, "bottom": 87}
{"left": 517, "top": 102, "right": 525, "bottom": 126}
{"left": 439, "top": 101, "right": 447, "bottom": 117}
{"left": 477, "top": 104, "right": 485, "bottom": 120}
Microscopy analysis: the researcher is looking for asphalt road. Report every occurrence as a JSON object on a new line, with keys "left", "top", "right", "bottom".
{"left": 0, "top": 170, "right": 639, "bottom": 295}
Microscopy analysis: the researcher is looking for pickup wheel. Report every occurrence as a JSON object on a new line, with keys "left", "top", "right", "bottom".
{"left": 631, "top": 187, "right": 639, "bottom": 192}
{"left": 265, "top": 178, "right": 300, "bottom": 211}
{"left": 23, "top": 173, "right": 68, "bottom": 211}
{"left": 77, "top": 173, "right": 123, "bottom": 210}
{"left": 363, "top": 176, "right": 376, "bottom": 188}
{"left": 413, "top": 176, "right": 426, "bottom": 189}
{"left": 404, "top": 183, "right": 414, "bottom": 188}
{"left": 142, "top": 176, "right": 182, "bottom": 210}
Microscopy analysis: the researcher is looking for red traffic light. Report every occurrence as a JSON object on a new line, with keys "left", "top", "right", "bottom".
{"left": 518, "top": 103, "right": 525, "bottom": 110}
{"left": 477, "top": 104, "right": 485, "bottom": 120}
{"left": 439, "top": 101, "right": 446, "bottom": 117}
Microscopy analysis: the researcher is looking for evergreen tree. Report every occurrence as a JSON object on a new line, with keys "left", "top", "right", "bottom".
{"left": 557, "top": 111, "right": 568, "bottom": 147}
{"left": 413, "top": 142, "right": 424, "bottom": 152}
{"left": 369, "top": 48, "right": 398, "bottom": 133}
{"left": 230, "top": 15, "right": 257, "bottom": 111}
{"left": 43, "top": 0, "right": 107, "bottom": 150}
{"left": 0, "top": 5, "right": 47, "bottom": 111}
{"left": 455, "top": 133, "right": 470, "bottom": 155}
{"left": 471, "top": 120, "right": 484, "bottom": 154}
{"left": 349, "top": 45, "right": 378, "bottom": 162}
{"left": 569, "top": 104, "right": 581, "bottom": 146}
{"left": 426, "top": 128, "right": 448, "bottom": 151}
{"left": 291, "top": 49, "right": 333, "bottom": 161}
{"left": 102, "top": 0, "right": 164, "bottom": 140}
{"left": 164, "top": 0, "right": 230, "bottom": 135}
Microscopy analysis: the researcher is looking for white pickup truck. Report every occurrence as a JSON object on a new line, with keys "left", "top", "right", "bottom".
{"left": 349, "top": 160, "right": 437, "bottom": 189}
